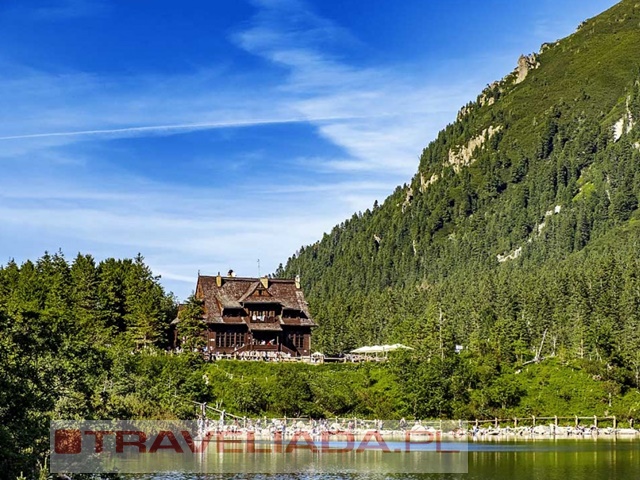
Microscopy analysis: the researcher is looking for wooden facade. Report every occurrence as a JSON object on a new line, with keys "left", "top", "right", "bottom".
{"left": 178, "top": 273, "right": 316, "bottom": 357}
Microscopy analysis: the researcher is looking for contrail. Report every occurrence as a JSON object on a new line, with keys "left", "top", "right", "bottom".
{"left": 0, "top": 115, "right": 352, "bottom": 141}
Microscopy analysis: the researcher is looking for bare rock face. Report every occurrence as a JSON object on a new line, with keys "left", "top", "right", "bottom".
{"left": 401, "top": 186, "right": 414, "bottom": 213}
{"left": 419, "top": 172, "right": 439, "bottom": 192}
{"left": 612, "top": 96, "right": 635, "bottom": 142}
{"left": 515, "top": 54, "right": 540, "bottom": 84}
{"left": 478, "top": 81, "right": 501, "bottom": 107}
{"left": 540, "top": 42, "right": 553, "bottom": 53}
{"left": 446, "top": 125, "right": 502, "bottom": 173}
{"left": 497, "top": 247, "right": 522, "bottom": 263}
{"left": 457, "top": 104, "right": 471, "bottom": 121}
{"left": 479, "top": 93, "right": 495, "bottom": 107}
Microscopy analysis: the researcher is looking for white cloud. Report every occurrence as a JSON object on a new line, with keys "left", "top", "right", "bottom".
{"left": 232, "top": 1, "right": 473, "bottom": 175}
{"left": 0, "top": 0, "right": 536, "bottom": 298}
{"left": 0, "top": 115, "right": 353, "bottom": 141}
{"left": 0, "top": 161, "right": 371, "bottom": 295}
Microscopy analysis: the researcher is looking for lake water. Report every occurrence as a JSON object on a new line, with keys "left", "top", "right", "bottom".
{"left": 132, "top": 439, "right": 639, "bottom": 479}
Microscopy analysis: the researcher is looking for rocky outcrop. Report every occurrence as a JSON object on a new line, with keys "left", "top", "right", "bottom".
{"left": 497, "top": 247, "right": 522, "bottom": 263}
{"left": 613, "top": 96, "right": 635, "bottom": 141}
{"left": 478, "top": 81, "right": 501, "bottom": 107}
{"left": 536, "top": 205, "right": 562, "bottom": 235}
{"left": 419, "top": 172, "right": 439, "bottom": 192}
{"left": 457, "top": 104, "right": 472, "bottom": 121}
{"left": 497, "top": 205, "right": 562, "bottom": 263}
{"left": 515, "top": 54, "right": 540, "bottom": 84}
{"left": 401, "top": 186, "right": 414, "bottom": 213}
{"left": 544, "top": 205, "right": 562, "bottom": 217}
{"left": 446, "top": 125, "right": 502, "bottom": 173}
{"left": 479, "top": 95, "right": 495, "bottom": 107}
{"left": 539, "top": 42, "right": 554, "bottom": 53}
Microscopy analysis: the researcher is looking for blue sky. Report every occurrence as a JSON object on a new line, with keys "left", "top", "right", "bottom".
{"left": 0, "top": 0, "right": 618, "bottom": 299}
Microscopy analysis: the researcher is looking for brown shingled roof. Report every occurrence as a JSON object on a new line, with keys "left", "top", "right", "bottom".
{"left": 195, "top": 275, "right": 315, "bottom": 326}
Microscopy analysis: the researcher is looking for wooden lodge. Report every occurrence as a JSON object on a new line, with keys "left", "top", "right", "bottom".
{"left": 177, "top": 272, "right": 316, "bottom": 357}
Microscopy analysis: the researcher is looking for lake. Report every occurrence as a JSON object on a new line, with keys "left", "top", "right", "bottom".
{"left": 129, "top": 438, "right": 639, "bottom": 479}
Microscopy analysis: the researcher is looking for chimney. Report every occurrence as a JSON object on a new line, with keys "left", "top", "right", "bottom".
{"left": 216, "top": 272, "right": 222, "bottom": 287}
{"left": 260, "top": 276, "right": 269, "bottom": 288}
{"left": 295, "top": 274, "right": 301, "bottom": 289}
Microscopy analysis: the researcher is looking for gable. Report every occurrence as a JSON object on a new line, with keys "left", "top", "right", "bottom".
{"left": 251, "top": 285, "right": 272, "bottom": 298}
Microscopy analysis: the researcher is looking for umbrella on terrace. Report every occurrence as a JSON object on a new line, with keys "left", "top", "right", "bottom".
{"left": 351, "top": 346, "right": 374, "bottom": 354}
{"left": 386, "top": 344, "right": 414, "bottom": 351}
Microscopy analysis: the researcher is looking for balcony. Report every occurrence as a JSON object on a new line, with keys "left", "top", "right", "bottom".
{"left": 248, "top": 315, "right": 279, "bottom": 324}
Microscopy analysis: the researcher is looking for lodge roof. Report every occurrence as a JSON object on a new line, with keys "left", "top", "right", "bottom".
{"left": 196, "top": 274, "right": 315, "bottom": 327}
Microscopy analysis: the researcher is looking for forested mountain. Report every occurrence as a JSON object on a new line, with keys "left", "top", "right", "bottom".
{"left": 282, "top": 0, "right": 640, "bottom": 363}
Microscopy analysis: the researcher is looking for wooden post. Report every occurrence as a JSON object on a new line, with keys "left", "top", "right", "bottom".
{"left": 514, "top": 417, "right": 518, "bottom": 428}
{"left": 575, "top": 416, "right": 579, "bottom": 427}
{"left": 594, "top": 415, "right": 598, "bottom": 428}
{"left": 532, "top": 415, "right": 536, "bottom": 427}
{"left": 554, "top": 416, "right": 558, "bottom": 428}
{"left": 475, "top": 419, "right": 479, "bottom": 427}
{"left": 495, "top": 418, "right": 498, "bottom": 428}
{"left": 613, "top": 416, "right": 617, "bottom": 429}
{"left": 630, "top": 418, "right": 634, "bottom": 429}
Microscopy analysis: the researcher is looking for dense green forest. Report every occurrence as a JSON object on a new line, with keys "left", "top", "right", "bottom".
{"left": 0, "top": 253, "right": 202, "bottom": 477}
{"left": 275, "top": 0, "right": 640, "bottom": 432}
{"left": 4, "top": 251, "right": 640, "bottom": 478}
{"left": 283, "top": 1, "right": 640, "bottom": 364}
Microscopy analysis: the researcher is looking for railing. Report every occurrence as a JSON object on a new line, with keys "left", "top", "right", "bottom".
{"left": 279, "top": 344, "right": 296, "bottom": 356}
{"left": 248, "top": 315, "right": 280, "bottom": 324}
{"left": 231, "top": 343, "right": 296, "bottom": 355}
{"left": 187, "top": 403, "right": 639, "bottom": 436}
{"left": 470, "top": 415, "right": 624, "bottom": 428}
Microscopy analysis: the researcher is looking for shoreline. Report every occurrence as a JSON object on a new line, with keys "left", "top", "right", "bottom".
{"left": 196, "top": 426, "right": 639, "bottom": 441}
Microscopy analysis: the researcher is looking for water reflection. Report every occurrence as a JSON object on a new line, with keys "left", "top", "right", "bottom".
{"left": 131, "top": 439, "right": 638, "bottom": 480}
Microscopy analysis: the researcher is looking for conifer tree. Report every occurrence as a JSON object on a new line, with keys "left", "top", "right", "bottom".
{"left": 177, "top": 293, "right": 206, "bottom": 351}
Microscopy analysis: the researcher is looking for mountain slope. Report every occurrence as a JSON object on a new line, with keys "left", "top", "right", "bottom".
{"left": 282, "top": 0, "right": 640, "bottom": 360}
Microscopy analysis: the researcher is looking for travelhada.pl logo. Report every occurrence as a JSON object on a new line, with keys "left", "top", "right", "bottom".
{"left": 50, "top": 420, "right": 468, "bottom": 474}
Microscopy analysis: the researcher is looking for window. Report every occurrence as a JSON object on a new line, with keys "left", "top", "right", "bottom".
{"left": 289, "top": 333, "right": 304, "bottom": 349}
{"left": 216, "top": 331, "right": 244, "bottom": 348}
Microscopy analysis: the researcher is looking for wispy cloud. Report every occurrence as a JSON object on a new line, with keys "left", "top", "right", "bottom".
{"left": 0, "top": 115, "right": 358, "bottom": 141}
{"left": 232, "top": 0, "right": 474, "bottom": 175}
{"left": 0, "top": 1, "right": 473, "bottom": 174}
{"left": 0, "top": 169, "right": 360, "bottom": 293}
{"left": 0, "top": 0, "right": 506, "bottom": 297}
